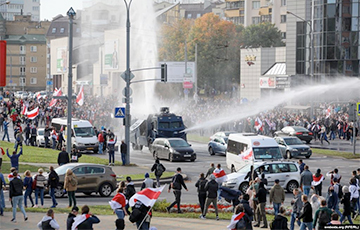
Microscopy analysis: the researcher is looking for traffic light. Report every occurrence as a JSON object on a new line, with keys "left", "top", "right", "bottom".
{"left": 161, "top": 63, "right": 167, "bottom": 82}
{"left": 0, "top": 40, "right": 6, "bottom": 87}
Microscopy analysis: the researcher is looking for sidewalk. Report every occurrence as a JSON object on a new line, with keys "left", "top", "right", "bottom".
{"left": 0, "top": 211, "right": 300, "bottom": 230}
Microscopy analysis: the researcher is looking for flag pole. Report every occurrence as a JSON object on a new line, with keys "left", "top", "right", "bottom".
{"left": 137, "top": 207, "right": 152, "bottom": 230}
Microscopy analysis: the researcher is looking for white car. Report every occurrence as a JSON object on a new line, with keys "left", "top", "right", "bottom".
{"left": 36, "top": 128, "right": 51, "bottom": 147}
{"left": 223, "top": 161, "right": 300, "bottom": 194}
{"left": 14, "top": 91, "right": 24, "bottom": 98}
{"left": 34, "top": 91, "right": 47, "bottom": 100}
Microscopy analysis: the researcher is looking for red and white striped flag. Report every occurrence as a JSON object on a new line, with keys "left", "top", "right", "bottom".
{"left": 0, "top": 147, "right": 5, "bottom": 155}
{"left": 49, "top": 88, "right": 62, "bottom": 107}
{"left": 241, "top": 148, "right": 253, "bottom": 160}
{"left": 36, "top": 93, "right": 41, "bottom": 102}
{"left": 76, "top": 85, "right": 84, "bottom": 106}
{"left": 227, "top": 212, "right": 245, "bottom": 230}
{"left": 26, "top": 107, "right": 39, "bottom": 120}
{"left": 255, "top": 117, "right": 263, "bottom": 132}
{"left": 21, "top": 105, "right": 27, "bottom": 115}
{"left": 71, "top": 214, "right": 91, "bottom": 230}
{"left": 213, "top": 168, "right": 227, "bottom": 184}
{"left": 129, "top": 185, "right": 165, "bottom": 207}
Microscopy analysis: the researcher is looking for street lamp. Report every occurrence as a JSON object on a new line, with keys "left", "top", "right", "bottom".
{"left": 287, "top": 8, "right": 315, "bottom": 119}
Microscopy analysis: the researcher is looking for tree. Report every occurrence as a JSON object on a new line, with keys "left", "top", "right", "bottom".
{"left": 241, "top": 22, "right": 284, "bottom": 48}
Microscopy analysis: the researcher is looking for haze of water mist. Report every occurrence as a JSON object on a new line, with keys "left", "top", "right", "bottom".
{"left": 183, "top": 77, "right": 360, "bottom": 132}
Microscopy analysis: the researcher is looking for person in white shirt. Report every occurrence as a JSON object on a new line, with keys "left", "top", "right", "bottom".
{"left": 37, "top": 209, "right": 60, "bottom": 230}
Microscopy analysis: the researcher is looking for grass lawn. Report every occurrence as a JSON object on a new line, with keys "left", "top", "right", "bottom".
{"left": 312, "top": 149, "right": 360, "bottom": 159}
{"left": 187, "top": 134, "right": 209, "bottom": 144}
{"left": 119, "top": 172, "right": 175, "bottom": 181}
{"left": 1, "top": 162, "right": 47, "bottom": 175}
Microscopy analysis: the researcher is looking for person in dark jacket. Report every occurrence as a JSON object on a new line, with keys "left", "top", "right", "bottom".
{"left": 57, "top": 131, "right": 64, "bottom": 150}
{"left": 23, "top": 170, "right": 34, "bottom": 208}
{"left": 24, "top": 123, "right": 30, "bottom": 146}
{"left": 254, "top": 182, "right": 267, "bottom": 228}
{"left": 239, "top": 194, "right": 254, "bottom": 221}
{"left": 67, "top": 206, "right": 79, "bottom": 230}
{"left": 124, "top": 176, "right": 136, "bottom": 215}
{"left": 37, "top": 208, "right": 60, "bottom": 230}
{"left": 120, "top": 140, "right": 127, "bottom": 165}
{"left": 339, "top": 186, "right": 353, "bottom": 224}
{"left": 297, "top": 195, "right": 313, "bottom": 230}
{"left": 327, "top": 186, "right": 340, "bottom": 216}
{"left": 151, "top": 159, "right": 166, "bottom": 187}
{"left": 166, "top": 167, "right": 188, "bottom": 214}
{"left": 72, "top": 205, "right": 100, "bottom": 230}
{"left": 195, "top": 173, "right": 207, "bottom": 215}
{"left": 230, "top": 204, "right": 252, "bottom": 230}
{"left": 57, "top": 147, "right": 69, "bottom": 166}
{"left": 107, "top": 135, "right": 117, "bottom": 166}
{"left": 271, "top": 206, "right": 289, "bottom": 230}
{"left": 48, "top": 166, "right": 59, "bottom": 208}
{"left": 6, "top": 147, "right": 22, "bottom": 171}
{"left": 200, "top": 174, "right": 219, "bottom": 220}
{"left": 313, "top": 200, "right": 333, "bottom": 230}
{"left": 244, "top": 165, "right": 258, "bottom": 182}
{"left": 9, "top": 171, "right": 27, "bottom": 222}
{"left": 70, "top": 149, "right": 82, "bottom": 163}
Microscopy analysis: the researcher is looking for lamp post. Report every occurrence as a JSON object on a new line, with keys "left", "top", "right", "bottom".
{"left": 287, "top": 6, "right": 314, "bottom": 119}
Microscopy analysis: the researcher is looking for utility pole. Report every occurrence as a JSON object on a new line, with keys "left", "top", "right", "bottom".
{"left": 66, "top": 7, "right": 76, "bottom": 154}
{"left": 310, "top": 0, "right": 315, "bottom": 120}
{"left": 184, "top": 39, "right": 188, "bottom": 100}
{"left": 194, "top": 43, "right": 198, "bottom": 103}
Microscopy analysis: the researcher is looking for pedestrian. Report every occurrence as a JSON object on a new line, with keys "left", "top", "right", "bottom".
{"left": 9, "top": 171, "right": 28, "bottom": 223}
{"left": 2, "top": 117, "right": 10, "bottom": 142}
{"left": 64, "top": 168, "right": 77, "bottom": 208}
{"left": 23, "top": 170, "right": 34, "bottom": 208}
{"left": 329, "top": 213, "right": 341, "bottom": 225}
{"left": 300, "top": 165, "right": 313, "bottom": 197}
{"left": 297, "top": 195, "right": 313, "bottom": 230}
{"left": 327, "top": 186, "right": 341, "bottom": 216}
{"left": 6, "top": 147, "right": 22, "bottom": 171}
{"left": 44, "top": 125, "right": 51, "bottom": 148}
{"left": 109, "top": 186, "right": 127, "bottom": 222}
{"left": 200, "top": 174, "right": 219, "bottom": 220}
{"left": 227, "top": 204, "right": 252, "bottom": 230}
{"left": 254, "top": 182, "right": 267, "bottom": 228}
{"left": 213, "top": 164, "right": 227, "bottom": 200}
{"left": 244, "top": 165, "right": 258, "bottom": 182}
{"left": 320, "top": 124, "right": 330, "bottom": 144}
{"left": 0, "top": 169, "right": 5, "bottom": 215}
{"left": 48, "top": 166, "right": 59, "bottom": 208}
{"left": 166, "top": 167, "right": 188, "bottom": 214}
{"left": 115, "top": 218, "right": 125, "bottom": 230}
{"left": 120, "top": 140, "right": 127, "bottom": 165}
{"left": 34, "top": 168, "right": 46, "bottom": 208}
{"left": 151, "top": 159, "right": 166, "bottom": 187}
{"left": 312, "top": 168, "right": 325, "bottom": 196}
{"left": 239, "top": 194, "right": 253, "bottom": 222}
{"left": 24, "top": 123, "right": 30, "bottom": 145}
{"left": 248, "top": 178, "right": 260, "bottom": 215}
{"left": 103, "top": 128, "right": 108, "bottom": 153}
{"left": 14, "top": 131, "right": 23, "bottom": 152}
{"left": 30, "top": 125, "right": 37, "bottom": 146}
{"left": 124, "top": 176, "right": 136, "bottom": 215}
{"left": 98, "top": 130, "right": 104, "bottom": 154}
{"left": 107, "top": 135, "right": 117, "bottom": 166}
{"left": 71, "top": 205, "right": 100, "bottom": 230}
{"left": 51, "top": 127, "right": 57, "bottom": 149}
{"left": 290, "top": 188, "right": 303, "bottom": 230}
{"left": 270, "top": 206, "right": 289, "bottom": 230}
{"left": 269, "top": 179, "right": 285, "bottom": 216}
{"left": 130, "top": 200, "right": 151, "bottom": 230}
{"left": 326, "top": 168, "right": 342, "bottom": 185}
{"left": 70, "top": 149, "right": 82, "bottom": 163}
{"left": 66, "top": 206, "right": 79, "bottom": 230}
{"left": 349, "top": 177, "right": 359, "bottom": 218}
{"left": 195, "top": 173, "right": 207, "bottom": 215}
{"left": 7, "top": 167, "right": 19, "bottom": 182}
{"left": 37, "top": 208, "right": 60, "bottom": 230}
{"left": 57, "top": 147, "right": 69, "bottom": 166}
{"left": 298, "top": 159, "right": 305, "bottom": 174}
{"left": 57, "top": 130, "right": 64, "bottom": 150}
{"left": 340, "top": 185, "right": 353, "bottom": 224}
{"left": 313, "top": 199, "right": 332, "bottom": 230}
{"left": 205, "top": 163, "right": 215, "bottom": 178}
{"left": 140, "top": 173, "right": 156, "bottom": 190}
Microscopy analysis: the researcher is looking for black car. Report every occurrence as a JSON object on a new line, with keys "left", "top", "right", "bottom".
{"left": 274, "top": 126, "right": 313, "bottom": 143}
{"left": 150, "top": 138, "right": 196, "bottom": 162}
{"left": 274, "top": 136, "right": 312, "bottom": 159}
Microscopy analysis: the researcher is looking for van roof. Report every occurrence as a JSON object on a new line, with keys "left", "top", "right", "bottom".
{"left": 228, "top": 133, "right": 278, "bottom": 146}
{"left": 51, "top": 117, "right": 93, "bottom": 126}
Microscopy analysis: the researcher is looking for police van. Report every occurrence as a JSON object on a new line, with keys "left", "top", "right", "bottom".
{"left": 226, "top": 133, "right": 283, "bottom": 172}
{"left": 51, "top": 118, "right": 99, "bottom": 153}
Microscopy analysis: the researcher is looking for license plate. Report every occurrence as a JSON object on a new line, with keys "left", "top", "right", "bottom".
{"left": 184, "top": 154, "right": 191, "bottom": 157}
{"left": 302, "top": 152, "right": 308, "bottom": 154}
{"left": 87, "top": 148, "right": 93, "bottom": 150}
{"left": 303, "top": 134, "right": 308, "bottom": 136}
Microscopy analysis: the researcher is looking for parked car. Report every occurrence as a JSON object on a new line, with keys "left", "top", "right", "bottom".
{"left": 274, "top": 136, "right": 312, "bottom": 159}
{"left": 274, "top": 126, "right": 313, "bottom": 143}
{"left": 36, "top": 128, "right": 47, "bottom": 147}
{"left": 150, "top": 137, "right": 196, "bottom": 162}
{"left": 208, "top": 131, "right": 236, "bottom": 155}
{"left": 223, "top": 161, "right": 300, "bottom": 194}
{"left": 14, "top": 91, "right": 24, "bottom": 98}
{"left": 47, "top": 163, "right": 117, "bottom": 198}
{"left": 20, "top": 92, "right": 29, "bottom": 100}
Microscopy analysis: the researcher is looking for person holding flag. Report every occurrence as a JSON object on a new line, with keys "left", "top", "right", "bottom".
{"left": 71, "top": 205, "right": 100, "bottom": 230}
{"left": 109, "top": 186, "right": 127, "bottom": 221}
{"left": 76, "top": 85, "right": 84, "bottom": 106}
{"left": 213, "top": 164, "right": 227, "bottom": 201}
{"left": 227, "top": 204, "right": 252, "bottom": 230}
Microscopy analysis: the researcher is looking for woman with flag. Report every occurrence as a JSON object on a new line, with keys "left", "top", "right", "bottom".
{"left": 71, "top": 205, "right": 100, "bottom": 230}
{"left": 227, "top": 204, "right": 252, "bottom": 230}
{"left": 312, "top": 168, "right": 325, "bottom": 196}
{"left": 109, "top": 186, "right": 127, "bottom": 222}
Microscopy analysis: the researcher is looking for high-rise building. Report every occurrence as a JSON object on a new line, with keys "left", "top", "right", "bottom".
{"left": 0, "top": 0, "right": 40, "bottom": 22}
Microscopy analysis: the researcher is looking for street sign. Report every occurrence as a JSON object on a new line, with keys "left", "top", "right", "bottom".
{"left": 122, "top": 87, "right": 133, "bottom": 97}
{"left": 183, "top": 81, "right": 193, "bottom": 89}
{"left": 357, "top": 102, "right": 360, "bottom": 116}
{"left": 114, "top": 107, "right": 125, "bottom": 118}
{"left": 46, "top": 80, "right": 53, "bottom": 86}
{"left": 121, "top": 71, "right": 135, "bottom": 81}
{"left": 100, "top": 74, "right": 108, "bottom": 86}
{"left": 67, "top": 7, "right": 76, "bottom": 17}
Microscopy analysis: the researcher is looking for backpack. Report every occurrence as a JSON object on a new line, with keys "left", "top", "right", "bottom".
{"left": 155, "top": 164, "right": 164, "bottom": 177}
{"left": 70, "top": 177, "right": 77, "bottom": 187}
{"left": 318, "top": 209, "right": 331, "bottom": 226}
{"left": 32, "top": 176, "right": 37, "bottom": 190}
{"left": 235, "top": 215, "right": 246, "bottom": 230}
{"left": 337, "top": 184, "right": 343, "bottom": 199}
{"left": 129, "top": 202, "right": 147, "bottom": 223}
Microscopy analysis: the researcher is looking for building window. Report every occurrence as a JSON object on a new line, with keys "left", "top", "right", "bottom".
{"left": 76, "top": 28, "right": 80, "bottom": 33}
{"left": 196, "top": 13, "right": 201, "bottom": 18}
{"left": 252, "top": 1, "right": 260, "bottom": 9}
{"left": 19, "top": 77, "right": 26, "bottom": 85}
{"left": 252, "top": 17, "right": 260, "bottom": 25}
{"left": 60, "top": 28, "right": 65, "bottom": 33}
{"left": 19, "top": 56, "right": 25, "bottom": 65}
{"left": 32, "top": 0, "right": 38, "bottom": 2}
{"left": 32, "top": 6, "right": 39, "bottom": 11}
{"left": 240, "top": 10, "right": 245, "bottom": 15}
{"left": 30, "top": 46, "right": 37, "bottom": 52}
{"left": 30, "top": 56, "right": 37, "bottom": 63}
{"left": 52, "top": 28, "right": 56, "bottom": 33}
{"left": 30, "top": 67, "right": 37, "bottom": 73}
{"left": 30, "top": 78, "right": 37, "bottom": 84}
{"left": 281, "top": 0, "right": 286, "bottom": 6}
{"left": 281, "top": 32, "right": 286, "bottom": 39}
{"left": 20, "top": 45, "right": 26, "bottom": 54}
{"left": 281, "top": 15, "right": 286, "bottom": 23}
{"left": 261, "top": 15, "right": 271, "bottom": 22}
{"left": 20, "top": 67, "right": 25, "bottom": 75}
{"left": 187, "top": 13, "right": 192, "bottom": 19}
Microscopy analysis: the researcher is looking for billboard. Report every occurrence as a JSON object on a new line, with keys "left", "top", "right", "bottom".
{"left": 104, "top": 40, "right": 119, "bottom": 69}
{"left": 57, "top": 48, "right": 67, "bottom": 73}
{"left": 157, "top": 62, "right": 196, "bottom": 83}
{"left": 0, "top": 40, "right": 6, "bottom": 87}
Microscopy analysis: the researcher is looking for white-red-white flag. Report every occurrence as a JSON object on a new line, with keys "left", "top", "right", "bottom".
{"left": 213, "top": 168, "right": 227, "bottom": 184}
{"left": 240, "top": 148, "right": 253, "bottom": 160}
{"left": 129, "top": 185, "right": 165, "bottom": 207}
{"left": 227, "top": 212, "right": 245, "bottom": 230}
{"left": 71, "top": 214, "right": 91, "bottom": 230}
{"left": 21, "top": 105, "right": 27, "bottom": 115}
{"left": 326, "top": 106, "right": 332, "bottom": 118}
{"left": 255, "top": 117, "right": 263, "bottom": 132}
{"left": 76, "top": 85, "right": 84, "bottom": 106}
{"left": 49, "top": 88, "right": 62, "bottom": 107}
{"left": 26, "top": 107, "right": 39, "bottom": 120}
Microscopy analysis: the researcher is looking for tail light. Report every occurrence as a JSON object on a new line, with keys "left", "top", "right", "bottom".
{"left": 295, "top": 132, "right": 303, "bottom": 135}
{"left": 309, "top": 132, "right": 313, "bottom": 135}
{"left": 110, "top": 174, "right": 116, "bottom": 178}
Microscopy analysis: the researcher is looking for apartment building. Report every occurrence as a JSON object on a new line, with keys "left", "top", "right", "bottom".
{"left": 0, "top": 0, "right": 40, "bottom": 21}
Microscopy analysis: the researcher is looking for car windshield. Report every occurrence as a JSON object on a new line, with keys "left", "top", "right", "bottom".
{"left": 169, "top": 139, "right": 189, "bottom": 147}
{"left": 74, "top": 127, "right": 96, "bottom": 137}
{"left": 55, "top": 164, "right": 74, "bottom": 175}
{"left": 223, "top": 137, "right": 228, "bottom": 144}
{"left": 293, "top": 127, "right": 307, "bottom": 132}
{"left": 284, "top": 138, "right": 303, "bottom": 145}
{"left": 38, "top": 130, "right": 44, "bottom": 135}
{"left": 237, "top": 163, "right": 261, "bottom": 173}
{"left": 170, "top": 121, "right": 182, "bottom": 129}
{"left": 158, "top": 122, "right": 169, "bottom": 129}
{"left": 253, "top": 147, "right": 282, "bottom": 159}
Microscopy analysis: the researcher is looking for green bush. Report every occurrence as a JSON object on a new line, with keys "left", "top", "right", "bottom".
{"left": 153, "top": 199, "right": 170, "bottom": 212}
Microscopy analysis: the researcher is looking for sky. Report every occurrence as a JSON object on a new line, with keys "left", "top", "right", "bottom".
{"left": 41, "top": 0, "right": 83, "bottom": 21}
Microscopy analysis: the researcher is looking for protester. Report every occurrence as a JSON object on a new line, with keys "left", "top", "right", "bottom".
{"left": 205, "top": 163, "right": 215, "bottom": 178}
{"left": 107, "top": 135, "right": 117, "bottom": 166}
{"left": 109, "top": 186, "right": 127, "bottom": 222}
{"left": 151, "top": 159, "right": 166, "bottom": 187}
{"left": 130, "top": 200, "right": 151, "bottom": 230}
{"left": 70, "top": 149, "right": 82, "bottom": 163}
{"left": 34, "top": 168, "right": 46, "bottom": 208}
{"left": 213, "top": 163, "right": 227, "bottom": 200}
{"left": 313, "top": 199, "right": 332, "bottom": 230}
{"left": 120, "top": 140, "right": 127, "bottom": 165}
{"left": 195, "top": 173, "right": 207, "bottom": 215}
{"left": 300, "top": 165, "right": 313, "bottom": 197}
{"left": 48, "top": 166, "right": 59, "bottom": 208}
{"left": 98, "top": 130, "right": 104, "bottom": 154}
{"left": 51, "top": 127, "right": 57, "bottom": 149}
{"left": 312, "top": 168, "right": 325, "bottom": 196}
{"left": 0, "top": 169, "right": 5, "bottom": 215}
{"left": 140, "top": 173, "right": 156, "bottom": 191}
{"left": 23, "top": 170, "right": 34, "bottom": 208}
{"left": 327, "top": 168, "right": 342, "bottom": 185}
{"left": 269, "top": 179, "right": 285, "bottom": 216}
{"left": 340, "top": 185, "right": 353, "bottom": 224}
{"left": 244, "top": 165, "right": 258, "bottom": 182}
{"left": 254, "top": 182, "right": 267, "bottom": 228}
{"left": 167, "top": 167, "right": 188, "bottom": 214}
{"left": 71, "top": 205, "right": 100, "bottom": 230}
{"left": 298, "top": 160, "right": 305, "bottom": 174}
{"left": 329, "top": 213, "right": 341, "bottom": 225}
{"left": 239, "top": 194, "right": 253, "bottom": 222}
{"left": 57, "top": 147, "right": 69, "bottom": 166}
{"left": 64, "top": 168, "right": 77, "bottom": 208}
{"left": 2, "top": 117, "right": 10, "bottom": 142}
{"left": 327, "top": 186, "right": 341, "bottom": 216}
{"left": 297, "top": 195, "right": 312, "bottom": 230}
{"left": 270, "top": 206, "right": 289, "bottom": 230}
{"left": 290, "top": 188, "right": 303, "bottom": 230}
{"left": 14, "top": 131, "right": 23, "bottom": 151}
{"left": 124, "top": 176, "right": 136, "bottom": 215}
{"left": 9, "top": 171, "right": 27, "bottom": 222}
{"left": 6, "top": 147, "right": 22, "bottom": 171}
{"left": 200, "top": 174, "right": 219, "bottom": 220}
{"left": 67, "top": 206, "right": 79, "bottom": 230}
{"left": 349, "top": 177, "right": 359, "bottom": 218}
{"left": 227, "top": 204, "right": 252, "bottom": 230}
{"left": 37, "top": 209, "right": 60, "bottom": 230}
{"left": 115, "top": 218, "right": 125, "bottom": 230}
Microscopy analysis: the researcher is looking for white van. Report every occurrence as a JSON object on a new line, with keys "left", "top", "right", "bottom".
{"left": 51, "top": 118, "right": 99, "bottom": 153}
{"left": 226, "top": 133, "right": 283, "bottom": 172}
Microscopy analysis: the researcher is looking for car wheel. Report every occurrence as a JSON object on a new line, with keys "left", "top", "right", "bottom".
{"left": 231, "top": 165, "right": 236, "bottom": 173}
{"left": 286, "top": 180, "right": 299, "bottom": 193}
{"left": 99, "top": 183, "right": 113, "bottom": 197}
{"left": 239, "top": 182, "right": 249, "bottom": 194}
{"left": 93, "top": 149, "right": 98, "bottom": 154}
{"left": 287, "top": 151, "right": 292, "bottom": 159}
{"left": 54, "top": 185, "right": 65, "bottom": 198}
{"left": 306, "top": 140, "right": 311, "bottom": 144}
{"left": 169, "top": 153, "right": 174, "bottom": 162}
{"left": 190, "top": 158, "right": 195, "bottom": 162}
{"left": 83, "top": 192, "right": 92, "bottom": 196}
{"left": 208, "top": 147, "right": 215, "bottom": 156}
{"left": 139, "top": 145, "right": 143, "bottom": 151}
{"left": 305, "top": 155, "right": 310, "bottom": 159}
{"left": 36, "top": 140, "right": 40, "bottom": 147}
